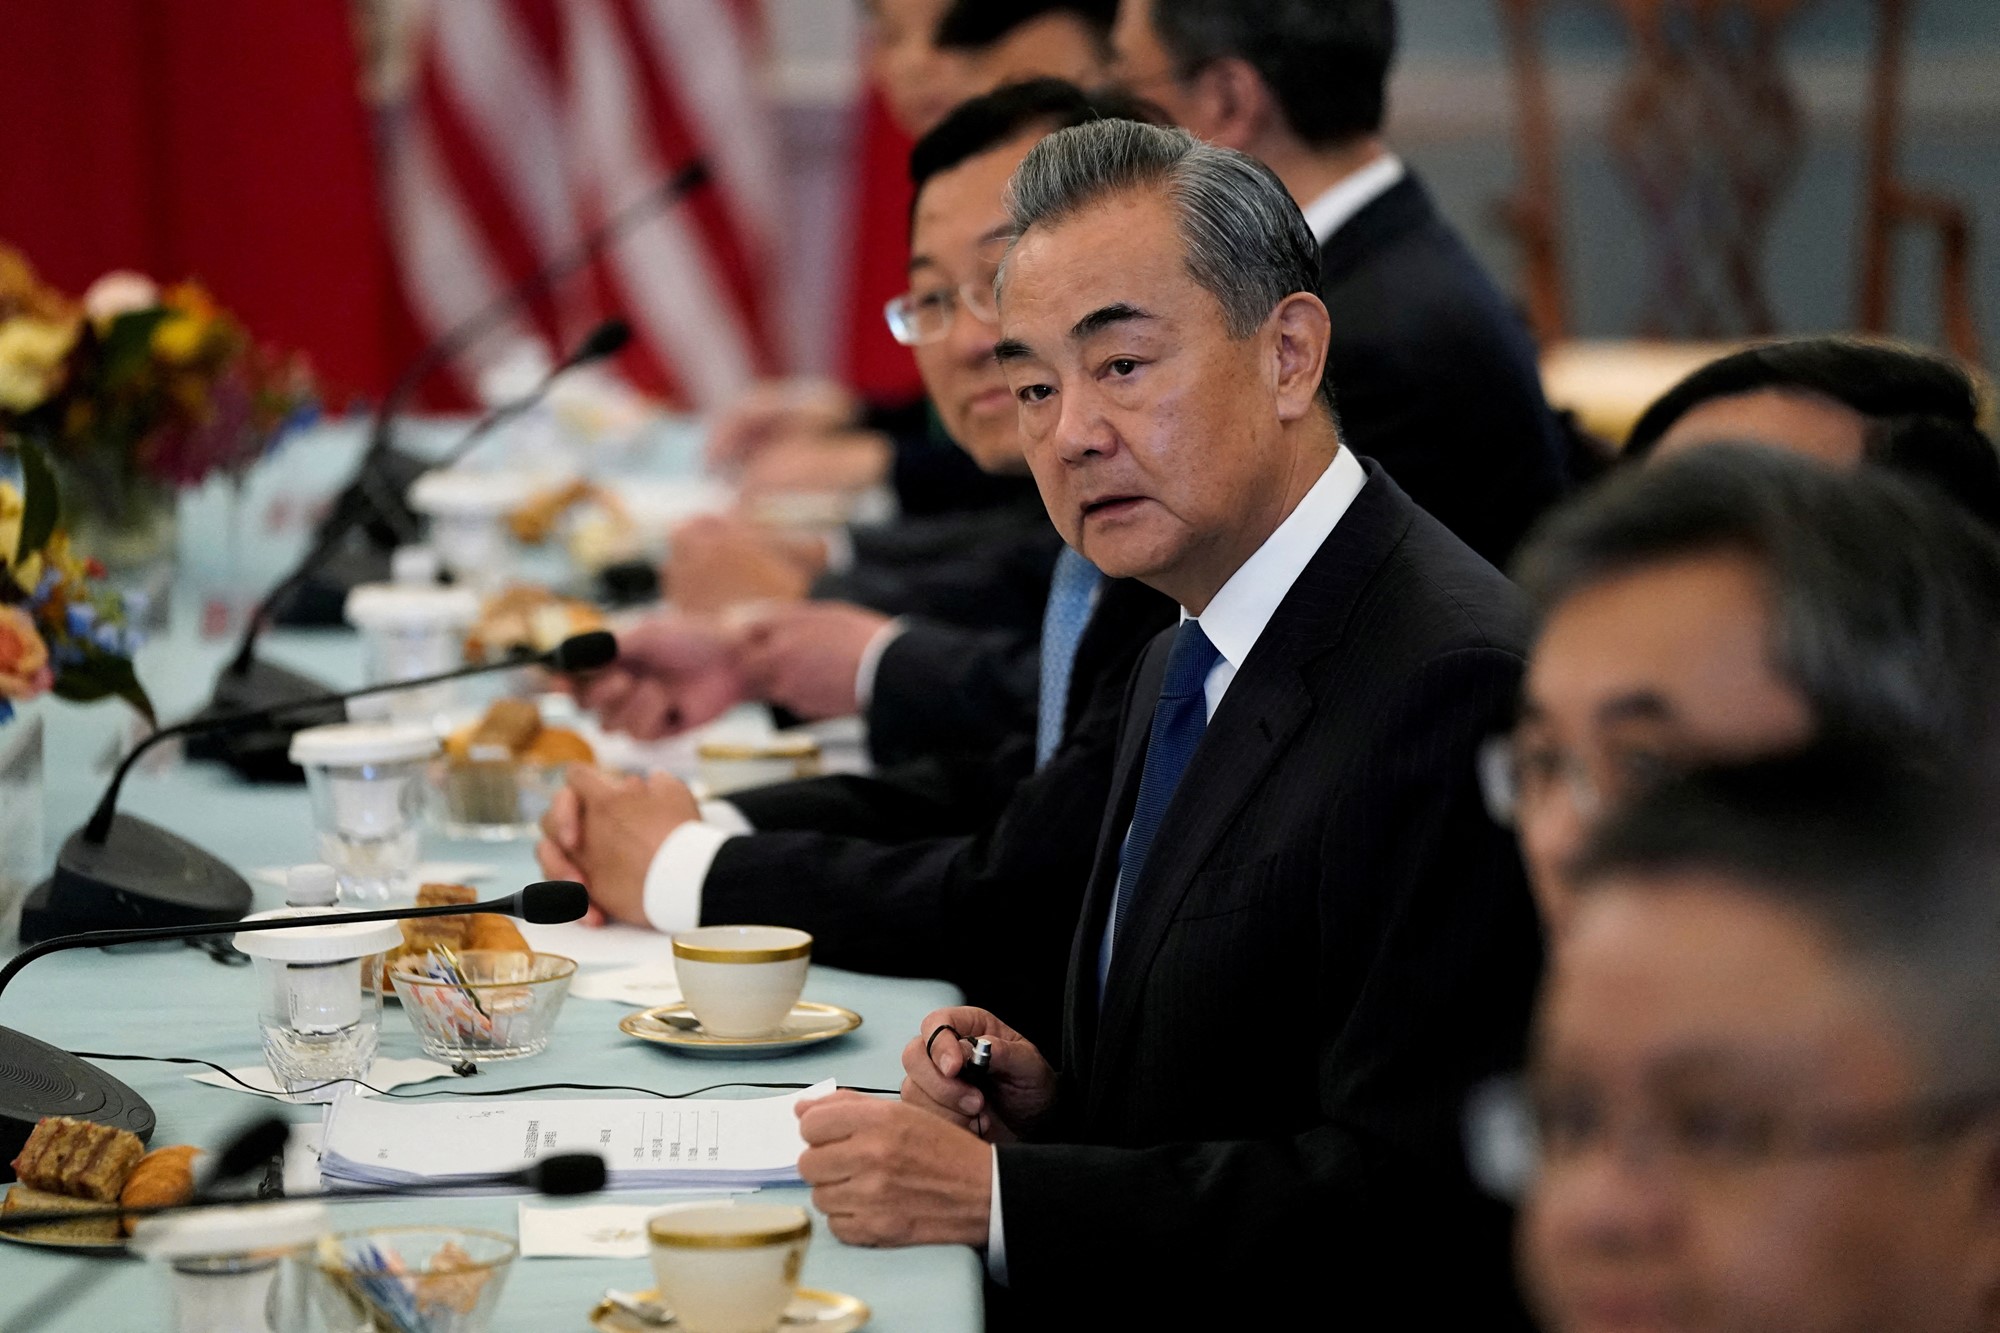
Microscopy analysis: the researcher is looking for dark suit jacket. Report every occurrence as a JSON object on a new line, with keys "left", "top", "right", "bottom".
{"left": 993, "top": 464, "right": 1541, "bottom": 1326}
{"left": 1323, "top": 173, "right": 1568, "bottom": 566}
{"left": 812, "top": 490, "right": 1063, "bottom": 635}
{"left": 705, "top": 575, "right": 1179, "bottom": 1046}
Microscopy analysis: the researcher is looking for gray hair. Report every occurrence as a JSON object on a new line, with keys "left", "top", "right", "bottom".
{"left": 999, "top": 118, "right": 1337, "bottom": 414}
{"left": 1514, "top": 444, "right": 2000, "bottom": 763}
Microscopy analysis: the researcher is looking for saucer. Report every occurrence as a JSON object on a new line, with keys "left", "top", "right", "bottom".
{"left": 619, "top": 1001, "right": 862, "bottom": 1058}
{"left": 590, "top": 1287, "right": 868, "bottom": 1332}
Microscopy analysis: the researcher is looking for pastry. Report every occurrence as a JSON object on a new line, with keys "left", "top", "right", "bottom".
{"left": 2, "top": 1184, "right": 120, "bottom": 1244}
{"left": 384, "top": 883, "right": 529, "bottom": 976}
{"left": 119, "top": 1145, "right": 200, "bottom": 1234}
{"left": 441, "top": 698, "right": 595, "bottom": 828}
{"left": 11, "top": 1116, "right": 146, "bottom": 1203}
{"left": 463, "top": 585, "right": 606, "bottom": 661}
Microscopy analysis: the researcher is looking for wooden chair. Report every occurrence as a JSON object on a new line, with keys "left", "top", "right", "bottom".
{"left": 1495, "top": 0, "right": 1982, "bottom": 441}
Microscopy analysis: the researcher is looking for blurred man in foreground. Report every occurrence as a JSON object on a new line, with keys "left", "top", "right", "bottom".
{"left": 1488, "top": 446, "right": 2000, "bottom": 932}
{"left": 1109, "top": 0, "right": 1570, "bottom": 563}
{"left": 775, "top": 120, "right": 1538, "bottom": 1325}
{"left": 1514, "top": 747, "right": 2000, "bottom": 1333}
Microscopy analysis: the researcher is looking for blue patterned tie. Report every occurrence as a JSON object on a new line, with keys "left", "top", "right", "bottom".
{"left": 1036, "top": 547, "right": 1103, "bottom": 767}
{"left": 1111, "top": 620, "right": 1221, "bottom": 946}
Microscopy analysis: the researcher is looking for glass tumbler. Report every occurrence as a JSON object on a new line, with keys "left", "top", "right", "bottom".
{"left": 289, "top": 722, "right": 441, "bottom": 903}
{"left": 344, "top": 583, "right": 480, "bottom": 723}
{"left": 236, "top": 908, "right": 403, "bottom": 1100}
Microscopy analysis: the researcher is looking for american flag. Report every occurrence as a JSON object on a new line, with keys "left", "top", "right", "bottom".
{"left": 371, "top": 0, "right": 780, "bottom": 408}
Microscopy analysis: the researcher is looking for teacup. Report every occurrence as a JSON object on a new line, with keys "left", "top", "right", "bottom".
{"left": 647, "top": 1204, "right": 811, "bottom": 1333}
{"left": 671, "top": 926, "right": 812, "bottom": 1038}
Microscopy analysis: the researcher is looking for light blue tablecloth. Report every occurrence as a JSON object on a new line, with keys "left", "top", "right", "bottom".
{"left": 0, "top": 424, "right": 981, "bottom": 1331}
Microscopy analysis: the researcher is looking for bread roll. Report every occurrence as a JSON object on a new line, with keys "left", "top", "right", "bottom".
{"left": 465, "top": 914, "right": 529, "bottom": 954}
{"left": 119, "top": 1145, "right": 200, "bottom": 1234}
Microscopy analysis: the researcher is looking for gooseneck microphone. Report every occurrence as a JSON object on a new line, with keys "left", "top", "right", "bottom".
{"left": 0, "top": 881, "right": 589, "bottom": 1000}
{"left": 0, "top": 882, "right": 587, "bottom": 1188}
{"left": 22, "top": 630, "right": 616, "bottom": 945}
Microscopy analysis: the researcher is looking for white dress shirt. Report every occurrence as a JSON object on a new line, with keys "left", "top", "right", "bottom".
{"left": 1298, "top": 153, "right": 1405, "bottom": 246}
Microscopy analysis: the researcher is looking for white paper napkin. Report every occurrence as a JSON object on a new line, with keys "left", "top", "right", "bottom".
{"left": 189, "top": 1056, "right": 458, "bottom": 1104}
{"left": 517, "top": 1198, "right": 742, "bottom": 1259}
{"left": 568, "top": 963, "right": 683, "bottom": 1007}
{"left": 250, "top": 862, "right": 497, "bottom": 890}
{"left": 518, "top": 920, "right": 675, "bottom": 969}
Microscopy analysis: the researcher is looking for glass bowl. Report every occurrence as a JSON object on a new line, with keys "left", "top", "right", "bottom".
{"left": 390, "top": 950, "right": 576, "bottom": 1061}
{"left": 300, "top": 1225, "right": 516, "bottom": 1333}
{"left": 429, "top": 756, "right": 575, "bottom": 841}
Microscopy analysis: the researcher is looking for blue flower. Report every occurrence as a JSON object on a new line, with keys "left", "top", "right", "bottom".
{"left": 67, "top": 603, "right": 99, "bottom": 639}
{"left": 0, "top": 699, "right": 13, "bottom": 725}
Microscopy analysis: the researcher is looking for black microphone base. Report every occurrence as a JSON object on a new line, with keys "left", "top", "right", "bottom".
{"left": 185, "top": 658, "right": 342, "bottom": 784}
{"left": 0, "top": 1028, "right": 155, "bottom": 1182}
{"left": 22, "top": 817, "right": 254, "bottom": 944}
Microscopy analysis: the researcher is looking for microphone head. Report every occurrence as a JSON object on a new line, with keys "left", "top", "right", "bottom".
{"left": 547, "top": 630, "right": 617, "bottom": 673}
{"left": 205, "top": 1115, "right": 293, "bottom": 1191}
{"left": 529, "top": 1153, "right": 607, "bottom": 1197}
{"left": 514, "top": 880, "right": 590, "bottom": 924}
{"left": 574, "top": 319, "right": 632, "bottom": 363}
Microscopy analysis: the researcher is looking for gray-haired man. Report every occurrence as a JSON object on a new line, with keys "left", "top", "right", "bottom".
{"left": 795, "top": 119, "right": 1541, "bottom": 1325}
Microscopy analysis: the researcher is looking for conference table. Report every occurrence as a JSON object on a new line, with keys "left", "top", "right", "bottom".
{"left": 0, "top": 423, "right": 983, "bottom": 1330}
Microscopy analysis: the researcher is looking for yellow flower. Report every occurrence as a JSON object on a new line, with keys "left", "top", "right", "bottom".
{"left": 0, "top": 603, "right": 52, "bottom": 701}
{"left": 0, "top": 481, "right": 21, "bottom": 566}
{"left": 0, "top": 315, "right": 80, "bottom": 411}
{"left": 151, "top": 312, "right": 209, "bottom": 364}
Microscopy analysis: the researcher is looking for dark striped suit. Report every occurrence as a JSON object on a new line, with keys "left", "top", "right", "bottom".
{"left": 992, "top": 463, "right": 1542, "bottom": 1327}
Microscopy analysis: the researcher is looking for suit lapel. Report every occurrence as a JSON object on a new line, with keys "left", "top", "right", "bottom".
{"left": 1317, "top": 173, "right": 1432, "bottom": 289}
{"left": 1077, "top": 466, "right": 1420, "bottom": 1119}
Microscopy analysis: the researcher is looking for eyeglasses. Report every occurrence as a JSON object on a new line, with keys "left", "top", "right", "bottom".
{"left": 883, "top": 280, "right": 999, "bottom": 347}
{"left": 1476, "top": 733, "right": 1678, "bottom": 828}
{"left": 1464, "top": 1074, "right": 2000, "bottom": 1202}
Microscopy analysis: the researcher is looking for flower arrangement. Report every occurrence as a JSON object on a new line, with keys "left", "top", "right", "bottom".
{"left": 0, "top": 245, "right": 316, "bottom": 497}
{"left": 0, "top": 461, "right": 151, "bottom": 726}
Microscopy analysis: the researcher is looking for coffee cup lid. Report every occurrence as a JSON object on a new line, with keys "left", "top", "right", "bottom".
{"left": 345, "top": 583, "right": 480, "bottom": 630}
{"left": 234, "top": 907, "right": 403, "bottom": 962}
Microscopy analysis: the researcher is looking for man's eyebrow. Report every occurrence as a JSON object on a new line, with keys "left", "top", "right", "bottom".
{"left": 1070, "top": 302, "right": 1154, "bottom": 341}
{"left": 906, "top": 254, "right": 941, "bottom": 276}
{"left": 1594, "top": 693, "right": 1676, "bottom": 725}
{"left": 993, "top": 339, "right": 1034, "bottom": 363}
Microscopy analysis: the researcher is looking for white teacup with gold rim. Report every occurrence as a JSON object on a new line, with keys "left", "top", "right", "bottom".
{"left": 647, "top": 1203, "right": 811, "bottom": 1333}
{"left": 670, "top": 926, "right": 811, "bottom": 1038}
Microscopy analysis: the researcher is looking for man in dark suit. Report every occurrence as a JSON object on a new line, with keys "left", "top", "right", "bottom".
{"left": 789, "top": 120, "right": 1540, "bottom": 1325}
{"left": 542, "top": 84, "right": 1178, "bottom": 1042}
{"left": 1111, "top": 0, "right": 1570, "bottom": 564}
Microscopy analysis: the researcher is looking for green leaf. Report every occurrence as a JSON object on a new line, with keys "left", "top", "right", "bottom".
{"left": 14, "top": 438, "right": 58, "bottom": 564}
{"left": 97, "top": 308, "right": 170, "bottom": 384}
{"left": 51, "top": 653, "right": 156, "bottom": 728}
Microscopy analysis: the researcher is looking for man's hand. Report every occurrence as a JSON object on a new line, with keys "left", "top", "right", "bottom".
{"left": 737, "top": 430, "right": 892, "bottom": 499}
{"left": 731, "top": 602, "right": 893, "bottom": 721}
{"left": 534, "top": 765, "right": 699, "bottom": 925}
{"left": 664, "top": 514, "right": 819, "bottom": 614}
{"left": 704, "top": 376, "right": 859, "bottom": 472}
{"left": 902, "top": 1007, "right": 1060, "bottom": 1144}
{"left": 572, "top": 615, "right": 746, "bottom": 739}
{"left": 795, "top": 1091, "right": 991, "bottom": 1248}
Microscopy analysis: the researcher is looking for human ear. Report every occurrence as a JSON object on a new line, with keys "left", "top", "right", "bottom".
{"left": 1266, "top": 292, "right": 1332, "bottom": 424}
{"left": 1185, "top": 57, "right": 1273, "bottom": 150}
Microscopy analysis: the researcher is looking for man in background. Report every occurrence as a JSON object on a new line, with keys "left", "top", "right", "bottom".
{"left": 1515, "top": 746, "right": 2000, "bottom": 1333}
{"left": 1109, "top": 0, "right": 1570, "bottom": 563}
{"left": 1487, "top": 446, "right": 2000, "bottom": 932}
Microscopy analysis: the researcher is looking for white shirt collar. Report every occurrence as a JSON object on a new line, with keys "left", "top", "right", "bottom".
{"left": 1186, "top": 444, "right": 1367, "bottom": 683}
{"left": 1298, "top": 153, "right": 1406, "bottom": 245}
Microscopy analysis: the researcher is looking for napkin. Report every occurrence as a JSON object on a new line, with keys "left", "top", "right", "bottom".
{"left": 517, "top": 1198, "right": 741, "bottom": 1259}
{"left": 568, "top": 963, "right": 682, "bottom": 1007}
{"left": 189, "top": 1056, "right": 459, "bottom": 1104}
{"left": 250, "top": 862, "right": 497, "bottom": 890}
{"left": 518, "top": 920, "right": 674, "bottom": 969}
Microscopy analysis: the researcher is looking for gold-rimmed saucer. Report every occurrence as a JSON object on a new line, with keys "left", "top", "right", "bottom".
{"left": 619, "top": 1001, "right": 861, "bottom": 1059}
{"left": 589, "top": 1287, "right": 868, "bottom": 1332}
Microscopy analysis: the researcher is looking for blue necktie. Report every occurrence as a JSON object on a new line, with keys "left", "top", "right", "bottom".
{"left": 1111, "top": 620, "right": 1221, "bottom": 945}
{"left": 1036, "top": 548, "right": 1103, "bottom": 767}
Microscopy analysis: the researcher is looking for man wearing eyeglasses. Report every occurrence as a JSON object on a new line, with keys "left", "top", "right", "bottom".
{"left": 1505, "top": 744, "right": 2000, "bottom": 1333}
{"left": 1482, "top": 445, "right": 2000, "bottom": 933}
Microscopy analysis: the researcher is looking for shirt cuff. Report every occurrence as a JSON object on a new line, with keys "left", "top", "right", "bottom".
{"left": 820, "top": 528, "right": 855, "bottom": 574}
{"left": 853, "top": 617, "right": 908, "bottom": 711}
{"left": 696, "top": 799, "right": 753, "bottom": 835}
{"left": 640, "top": 820, "right": 739, "bottom": 934}
{"left": 984, "top": 1146, "right": 1008, "bottom": 1285}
